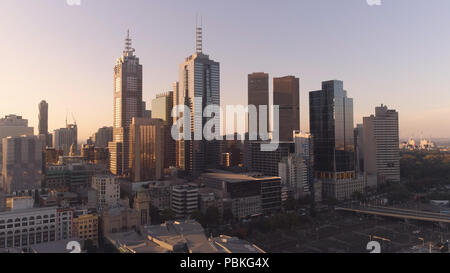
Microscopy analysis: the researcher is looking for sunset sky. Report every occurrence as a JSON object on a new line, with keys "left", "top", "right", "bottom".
{"left": 1, "top": 0, "right": 449, "bottom": 141}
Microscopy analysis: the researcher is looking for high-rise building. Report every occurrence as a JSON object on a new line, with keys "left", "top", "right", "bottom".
{"left": 354, "top": 124, "right": 364, "bottom": 174}
{"left": 0, "top": 115, "right": 34, "bottom": 139}
{"left": 38, "top": 100, "right": 52, "bottom": 147}
{"left": 175, "top": 26, "right": 220, "bottom": 176}
{"left": 0, "top": 115, "right": 34, "bottom": 176}
{"left": 152, "top": 92, "right": 176, "bottom": 168}
{"left": 171, "top": 184, "right": 199, "bottom": 219}
{"left": 279, "top": 131, "right": 314, "bottom": 199}
{"left": 129, "top": 118, "right": 166, "bottom": 182}
{"left": 109, "top": 30, "right": 143, "bottom": 176}
{"left": 363, "top": 105, "right": 400, "bottom": 187}
{"left": 273, "top": 76, "right": 300, "bottom": 141}
{"left": 309, "top": 80, "right": 364, "bottom": 200}
{"left": 248, "top": 73, "right": 269, "bottom": 136}
{"left": 2, "top": 135, "right": 44, "bottom": 194}
{"left": 53, "top": 124, "right": 77, "bottom": 155}
{"left": 151, "top": 92, "right": 174, "bottom": 124}
{"left": 90, "top": 126, "right": 113, "bottom": 148}
{"left": 246, "top": 141, "right": 294, "bottom": 176}
{"left": 142, "top": 101, "right": 152, "bottom": 119}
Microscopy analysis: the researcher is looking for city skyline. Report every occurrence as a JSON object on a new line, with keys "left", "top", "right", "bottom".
{"left": 1, "top": 0, "right": 450, "bottom": 141}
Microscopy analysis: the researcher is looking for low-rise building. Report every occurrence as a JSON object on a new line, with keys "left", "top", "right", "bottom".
{"left": 73, "top": 212, "right": 98, "bottom": 248}
{"left": 0, "top": 202, "right": 58, "bottom": 249}
{"left": 91, "top": 174, "right": 120, "bottom": 210}
{"left": 101, "top": 205, "right": 139, "bottom": 236}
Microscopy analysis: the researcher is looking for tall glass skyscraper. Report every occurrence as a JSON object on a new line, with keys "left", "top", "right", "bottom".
{"left": 175, "top": 26, "right": 220, "bottom": 176}
{"left": 273, "top": 76, "right": 300, "bottom": 142}
{"left": 309, "top": 80, "right": 355, "bottom": 178}
{"left": 38, "top": 100, "right": 52, "bottom": 147}
{"left": 109, "top": 31, "right": 143, "bottom": 176}
{"left": 309, "top": 80, "right": 365, "bottom": 200}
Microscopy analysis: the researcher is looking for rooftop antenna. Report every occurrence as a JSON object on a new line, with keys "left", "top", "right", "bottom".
{"left": 196, "top": 15, "right": 203, "bottom": 53}
{"left": 124, "top": 29, "right": 135, "bottom": 55}
{"left": 71, "top": 112, "right": 77, "bottom": 125}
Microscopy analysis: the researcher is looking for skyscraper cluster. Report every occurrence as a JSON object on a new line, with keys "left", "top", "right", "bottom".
{"left": 0, "top": 20, "right": 404, "bottom": 253}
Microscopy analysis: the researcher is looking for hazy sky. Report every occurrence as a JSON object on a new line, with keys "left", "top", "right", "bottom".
{"left": 1, "top": 0, "right": 449, "bottom": 141}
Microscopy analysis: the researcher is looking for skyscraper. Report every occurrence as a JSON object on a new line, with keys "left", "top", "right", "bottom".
{"left": 248, "top": 73, "right": 269, "bottom": 136}
{"left": 309, "top": 80, "right": 364, "bottom": 200}
{"left": 151, "top": 92, "right": 176, "bottom": 168}
{"left": 38, "top": 100, "right": 48, "bottom": 135}
{"left": 363, "top": 105, "right": 400, "bottom": 187}
{"left": 38, "top": 101, "right": 53, "bottom": 148}
{"left": 109, "top": 30, "right": 143, "bottom": 176}
{"left": 175, "top": 25, "right": 220, "bottom": 176}
{"left": 273, "top": 76, "right": 300, "bottom": 141}
{"left": 2, "top": 135, "right": 44, "bottom": 194}
{"left": 151, "top": 92, "right": 174, "bottom": 124}
{"left": 53, "top": 124, "right": 77, "bottom": 155}
{"left": 129, "top": 118, "right": 166, "bottom": 182}
{"left": 0, "top": 115, "right": 34, "bottom": 176}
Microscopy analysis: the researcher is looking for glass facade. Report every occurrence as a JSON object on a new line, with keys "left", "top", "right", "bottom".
{"left": 309, "top": 80, "right": 355, "bottom": 179}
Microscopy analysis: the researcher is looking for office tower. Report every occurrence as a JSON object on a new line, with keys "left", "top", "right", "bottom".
{"left": 246, "top": 141, "right": 294, "bottom": 176}
{"left": 354, "top": 124, "right": 364, "bottom": 173}
{"left": 0, "top": 115, "right": 34, "bottom": 176}
{"left": 53, "top": 124, "right": 77, "bottom": 155}
{"left": 2, "top": 135, "right": 44, "bottom": 194}
{"left": 279, "top": 155, "right": 309, "bottom": 199}
{"left": 279, "top": 132, "right": 313, "bottom": 199}
{"left": 91, "top": 174, "right": 120, "bottom": 209}
{"left": 142, "top": 101, "right": 152, "bottom": 119}
{"left": 295, "top": 131, "right": 314, "bottom": 194}
{"left": 38, "top": 101, "right": 48, "bottom": 135}
{"left": 248, "top": 73, "right": 269, "bottom": 136}
{"left": 309, "top": 80, "right": 364, "bottom": 200}
{"left": 151, "top": 92, "right": 174, "bottom": 124}
{"left": 173, "top": 82, "right": 181, "bottom": 168}
{"left": 38, "top": 100, "right": 52, "bottom": 147}
{"left": 171, "top": 184, "right": 199, "bottom": 219}
{"left": 91, "top": 126, "right": 113, "bottom": 148}
{"left": 273, "top": 76, "right": 300, "bottom": 141}
{"left": 109, "top": 30, "right": 143, "bottom": 176}
{"left": 0, "top": 115, "right": 34, "bottom": 139}
{"left": 363, "top": 105, "right": 400, "bottom": 187}
{"left": 152, "top": 92, "right": 176, "bottom": 168}
{"left": 176, "top": 25, "right": 220, "bottom": 176}
{"left": 129, "top": 118, "right": 166, "bottom": 182}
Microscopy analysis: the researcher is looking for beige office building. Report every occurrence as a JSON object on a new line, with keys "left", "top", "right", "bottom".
{"left": 129, "top": 118, "right": 166, "bottom": 182}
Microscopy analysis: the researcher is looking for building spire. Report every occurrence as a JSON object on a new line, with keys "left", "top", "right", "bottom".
{"left": 124, "top": 29, "right": 135, "bottom": 56}
{"left": 196, "top": 15, "right": 203, "bottom": 53}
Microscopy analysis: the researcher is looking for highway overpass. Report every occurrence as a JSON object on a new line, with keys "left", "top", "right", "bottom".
{"left": 335, "top": 205, "right": 450, "bottom": 224}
